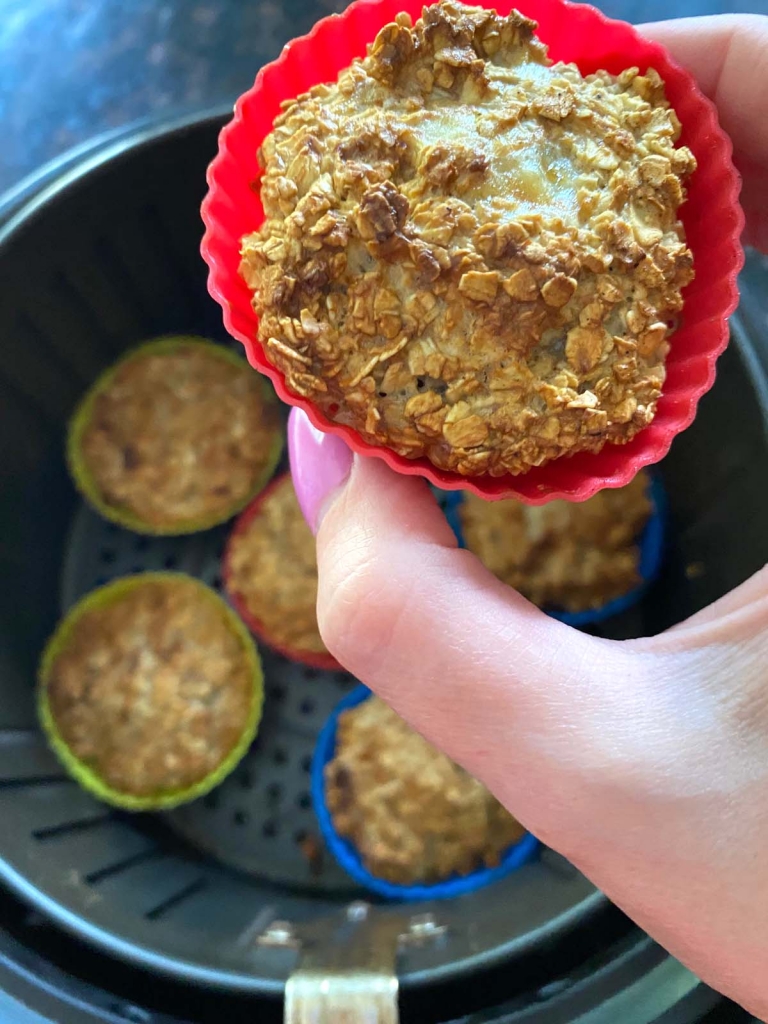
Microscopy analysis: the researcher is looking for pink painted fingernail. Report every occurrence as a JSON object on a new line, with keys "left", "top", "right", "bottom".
{"left": 288, "top": 408, "right": 353, "bottom": 533}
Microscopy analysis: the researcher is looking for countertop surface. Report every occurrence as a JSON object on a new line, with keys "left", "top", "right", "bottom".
{"left": 2, "top": 0, "right": 767, "bottom": 197}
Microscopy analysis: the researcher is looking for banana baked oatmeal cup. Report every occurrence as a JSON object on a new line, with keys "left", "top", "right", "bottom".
{"left": 224, "top": 473, "right": 337, "bottom": 669}
{"left": 68, "top": 337, "right": 283, "bottom": 534}
{"left": 240, "top": 0, "right": 695, "bottom": 478}
{"left": 323, "top": 694, "right": 527, "bottom": 887}
{"left": 38, "top": 573, "right": 263, "bottom": 810}
{"left": 458, "top": 469, "right": 656, "bottom": 615}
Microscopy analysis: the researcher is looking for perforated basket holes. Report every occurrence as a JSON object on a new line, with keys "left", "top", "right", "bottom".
{"left": 61, "top": 504, "right": 359, "bottom": 893}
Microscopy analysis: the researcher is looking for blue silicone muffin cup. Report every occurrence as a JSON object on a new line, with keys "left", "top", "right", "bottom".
{"left": 438, "top": 474, "right": 666, "bottom": 628}
{"left": 312, "top": 684, "right": 540, "bottom": 902}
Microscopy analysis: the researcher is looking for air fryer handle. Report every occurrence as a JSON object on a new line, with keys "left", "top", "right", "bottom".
{"left": 284, "top": 904, "right": 401, "bottom": 1023}
{"left": 285, "top": 969, "right": 398, "bottom": 1024}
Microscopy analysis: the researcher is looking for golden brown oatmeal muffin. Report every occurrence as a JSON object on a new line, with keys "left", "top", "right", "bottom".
{"left": 460, "top": 470, "right": 652, "bottom": 611}
{"left": 40, "top": 574, "right": 262, "bottom": 808}
{"left": 241, "top": 0, "right": 695, "bottom": 478}
{"left": 226, "top": 474, "right": 329, "bottom": 660}
{"left": 70, "top": 338, "right": 282, "bottom": 533}
{"left": 326, "top": 696, "right": 525, "bottom": 884}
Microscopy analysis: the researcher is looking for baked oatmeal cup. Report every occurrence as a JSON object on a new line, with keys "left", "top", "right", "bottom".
{"left": 202, "top": 0, "right": 742, "bottom": 503}
{"left": 68, "top": 337, "right": 283, "bottom": 535}
{"left": 313, "top": 685, "right": 538, "bottom": 899}
{"left": 454, "top": 468, "right": 664, "bottom": 623}
{"left": 224, "top": 473, "right": 338, "bottom": 669}
{"left": 38, "top": 573, "right": 263, "bottom": 810}
{"left": 241, "top": 1, "right": 695, "bottom": 479}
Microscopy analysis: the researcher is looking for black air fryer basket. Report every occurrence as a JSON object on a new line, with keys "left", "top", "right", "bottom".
{"left": 0, "top": 110, "right": 766, "bottom": 1023}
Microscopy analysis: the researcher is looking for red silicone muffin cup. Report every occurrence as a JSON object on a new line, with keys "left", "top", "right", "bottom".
{"left": 201, "top": 0, "right": 743, "bottom": 504}
{"left": 223, "top": 473, "right": 341, "bottom": 671}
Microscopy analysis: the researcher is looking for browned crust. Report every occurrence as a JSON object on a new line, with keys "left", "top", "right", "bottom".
{"left": 241, "top": 0, "right": 695, "bottom": 477}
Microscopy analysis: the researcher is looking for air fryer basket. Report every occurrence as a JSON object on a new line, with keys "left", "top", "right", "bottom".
{"left": 0, "top": 112, "right": 766, "bottom": 1008}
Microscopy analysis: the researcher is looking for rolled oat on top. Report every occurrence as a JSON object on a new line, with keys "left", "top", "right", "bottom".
{"left": 68, "top": 337, "right": 283, "bottom": 534}
{"left": 241, "top": 0, "right": 694, "bottom": 477}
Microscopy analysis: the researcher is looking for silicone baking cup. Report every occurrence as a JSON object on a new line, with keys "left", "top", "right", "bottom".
{"left": 201, "top": 0, "right": 743, "bottom": 504}
{"left": 223, "top": 473, "right": 341, "bottom": 671}
{"left": 438, "top": 472, "right": 666, "bottom": 627}
{"left": 312, "top": 685, "right": 540, "bottom": 901}
{"left": 38, "top": 573, "right": 264, "bottom": 812}
{"left": 67, "top": 337, "right": 284, "bottom": 536}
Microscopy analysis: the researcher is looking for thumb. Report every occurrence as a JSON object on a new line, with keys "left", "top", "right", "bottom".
{"left": 288, "top": 410, "right": 658, "bottom": 846}
{"left": 289, "top": 409, "right": 768, "bottom": 1017}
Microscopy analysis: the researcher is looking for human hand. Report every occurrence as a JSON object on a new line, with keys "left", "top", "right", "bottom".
{"left": 291, "top": 415, "right": 768, "bottom": 1016}
{"left": 642, "top": 14, "right": 768, "bottom": 253}
{"left": 287, "top": 15, "right": 768, "bottom": 1017}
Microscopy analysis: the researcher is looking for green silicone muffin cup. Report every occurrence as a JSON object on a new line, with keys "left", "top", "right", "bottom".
{"left": 38, "top": 572, "right": 264, "bottom": 812}
{"left": 67, "top": 336, "right": 284, "bottom": 536}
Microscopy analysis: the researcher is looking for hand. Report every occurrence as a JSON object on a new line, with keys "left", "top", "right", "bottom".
{"left": 642, "top": 14, "right": 768, "bottom": 253}
{"left": 288, "top": 15, "right": 768, "bottom": 1018}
